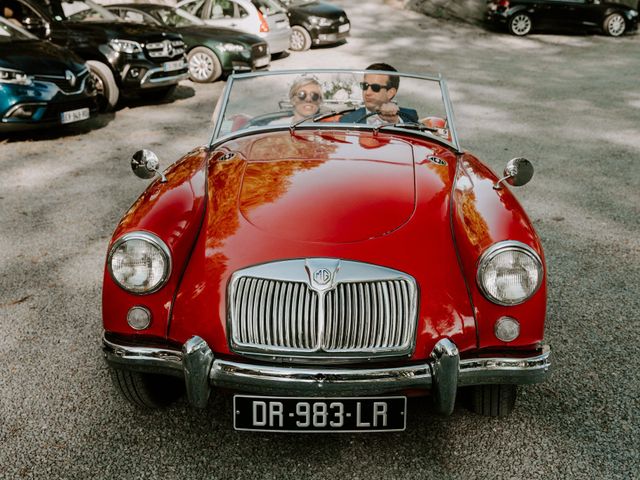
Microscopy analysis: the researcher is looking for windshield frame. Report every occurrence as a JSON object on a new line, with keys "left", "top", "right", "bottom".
{"left": 208, "top": 69, "right": 461, "bottom": 152}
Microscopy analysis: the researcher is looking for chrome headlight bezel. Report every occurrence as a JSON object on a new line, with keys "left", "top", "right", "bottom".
{"left": 308, "top": 15, "right": 333, "bottom": 27}
{"left": 476, "top": 240, "right": 543, "bottom": 306}
{"left": 107, "top": 231, "right": 172, "bottom": 295}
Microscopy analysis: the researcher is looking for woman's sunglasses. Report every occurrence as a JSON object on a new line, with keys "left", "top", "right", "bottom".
{"left": 295, "top": 90, "right": 322, "bottom": 103}
{"left": 359, "top": 82, "right": 390, "bottom": 93}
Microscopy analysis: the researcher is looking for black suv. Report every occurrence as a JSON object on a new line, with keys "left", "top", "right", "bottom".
{"left": 1, "top": 0, "right": 188, "bottom": 109}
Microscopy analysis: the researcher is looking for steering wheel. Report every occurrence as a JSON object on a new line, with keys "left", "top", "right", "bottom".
{"left": 353, "top": 109, "right": 416, "bottom": 124}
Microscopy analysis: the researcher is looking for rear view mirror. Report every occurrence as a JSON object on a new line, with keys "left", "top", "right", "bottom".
{"left": 493, "top": 157, "right": 534, "bottom": 189}
{"left": 131, "top": 149, "right": 167, "bottom": 182}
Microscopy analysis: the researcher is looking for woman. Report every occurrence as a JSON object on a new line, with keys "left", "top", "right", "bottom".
{"left": 268, "top": 76, "right": 323, "bottom": 125}
{"left": 290, "top": 76, "right": 323, "bottom": 122}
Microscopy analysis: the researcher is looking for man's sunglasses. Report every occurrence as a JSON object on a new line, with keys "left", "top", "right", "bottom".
{"left": 295, "top": 90, "right": 322, "bottom": 103}
{"left": 359, "top": 82, "right": 390, "bottom": 93}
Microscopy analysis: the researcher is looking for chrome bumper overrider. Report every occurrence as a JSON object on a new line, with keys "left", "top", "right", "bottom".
{"left": 103, "top": 336, "right": 551, "bottom": 414}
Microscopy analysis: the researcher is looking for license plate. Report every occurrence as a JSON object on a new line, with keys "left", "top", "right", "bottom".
{"left": 234, "top": 395, "right": 406, "bottom": 433}
{"left": 338, "top": 23, "right": 350, "bottom": 33}
{"left": 60, "top": 107, "right": 89, "bottom": 124}
{"left": 163, "top": 59, "right": 185, "bottom": 72}
{"left": 254, "top": 56, "right": 270, "bottom": 68}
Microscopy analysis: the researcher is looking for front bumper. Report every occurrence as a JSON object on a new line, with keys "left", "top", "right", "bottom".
{"left": 310, "top": 22, "right": 351, "bottom": 45}
{"left": 103, "top": 335, "right": 551, "bottom": 414}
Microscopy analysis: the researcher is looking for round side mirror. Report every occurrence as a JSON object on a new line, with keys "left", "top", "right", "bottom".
{"left": 494, "top": 157, "right": 534, "bottom": 189}
{"left": 131, "top": 149, "right": 160, "bottom": 180}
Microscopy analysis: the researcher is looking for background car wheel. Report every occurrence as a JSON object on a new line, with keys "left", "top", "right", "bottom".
{"left": 467, "top": 384, "right": 517, "bottom": 417}
{"left": 87, "top": 60, "right": 119, "bottom": 112}
{"left": 603, "top": 13, "right": 626, "bottom": 36}
{"left": 188, "top": 47, "right": 222, "bottom": 83}
{"left": 110, "top": 369, "right": 185, "bottom": 408}
{"left": 508, "top": 13, "right": 532, "bottom": 36}
{"left": 289, "top": 25, "right": 312, "bottom": 51}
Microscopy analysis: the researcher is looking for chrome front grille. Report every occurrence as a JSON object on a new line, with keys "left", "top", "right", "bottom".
{"left": 323, "top": 281, "right": 413, "bottom": 351}
{"left": 145, "top": 39, "right": 185, "bottom": 59}
{"left": 228, "top": 259, "right": 418, "bottom": 360}
{"left": 34, "top": 68, "right": 89, "bottom": 95}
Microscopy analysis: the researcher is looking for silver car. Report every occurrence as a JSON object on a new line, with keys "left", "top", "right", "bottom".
{"left": 177, "top": 0, "right": 291, "bottom": 54}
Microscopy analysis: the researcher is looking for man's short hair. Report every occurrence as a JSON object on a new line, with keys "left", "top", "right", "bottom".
{"left": 365, "top": 63, "right": 399, "bottom": 90}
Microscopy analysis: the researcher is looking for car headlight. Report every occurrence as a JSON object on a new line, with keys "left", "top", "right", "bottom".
{"left": 220, "top": 42, "right": 246, "bottom": 53}
{"left": 629, "top": 10, "right": 638, "bottom": 18}
{"left": 0, "top": 67, "right": 33, "bottom": 85}
{"left": 476, "top": 241, "right": 543, "bottom": 306}
{"left": 108, "top": 232, "right": 171, "bottom": 294}
{"left": 308, "top": 15, "right": 333, "bottom": 27}
{"left": 109, "top": 39, "right": 143, "bottom": 54}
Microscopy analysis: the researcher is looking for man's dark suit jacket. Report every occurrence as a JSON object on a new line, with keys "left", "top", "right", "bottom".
{"left": 339, "top": 106, "right": 419, "bottom": 123}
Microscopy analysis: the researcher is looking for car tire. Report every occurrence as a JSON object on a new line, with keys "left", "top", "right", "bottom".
{"left": 468, "top": 384, "right": 517, "bottom": 417}
{"left": 188, "top": 47, "right": 222, "bottom": 83}
{"left": 87, "top": 60, "right": 119, "bottom": 112}
{"left": 603, "top": 13, "right": 626, "bottom": 37}
{"left": 110, "top": 369, "right": 185, "bottom": 408}
{"left": 508, "top": 13, "right": 533, "bottom": 36}
{"left": 289, "top": 25, "right": 312, "bottom": 51}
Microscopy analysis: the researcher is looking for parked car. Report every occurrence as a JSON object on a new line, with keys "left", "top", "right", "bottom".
{"left": 102, "top": 69, "right": 551, "bottom": 430}
{"left": 1, "top": 0, "right": 188, "bottom": 110}
{"left": 0, "top": 17, "right": 97, "bottom": 131}
{"left": 486, "top": 0, "right": 639, "bottom": 36}
{"left": 277, "top": 0, "right": 350, "bottom": 51}
{"left": 176, "top": 0, "right": 290, "bottom": 55}
{"left": 108, "top": 3, "right": 270, "bottom": 83}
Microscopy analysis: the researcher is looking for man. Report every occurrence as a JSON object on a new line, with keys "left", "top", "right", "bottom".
{"left": 340, "top": 63, "right": 418, "bottom": 125}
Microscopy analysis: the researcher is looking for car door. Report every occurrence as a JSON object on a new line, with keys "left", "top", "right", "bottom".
{"left": 541, "top": 0, "right": 587, "bottom": 30}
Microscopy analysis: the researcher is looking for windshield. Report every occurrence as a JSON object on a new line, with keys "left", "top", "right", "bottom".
{"left": 212, "top": 70, "right": 458, "bottom": 148}
{"left": 53, "top": 0, "right": 120, "bottom": 22}
{"left": 0, "top": 16, "right": 37, "bottom": 41}
{"left": 153, "top": 7, "right": 205, "bottom": 27}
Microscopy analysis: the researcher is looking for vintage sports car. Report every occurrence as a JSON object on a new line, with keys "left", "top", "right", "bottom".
{"left": 102, "top": 69, "right": 551, "bottom": 432}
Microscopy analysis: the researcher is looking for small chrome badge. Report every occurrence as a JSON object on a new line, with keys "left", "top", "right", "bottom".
{"left": 313, "top": 269, "right": 332, "bottom": 285}
{"left": 305, "top": 259, "right": 340, "bottom": 291}
{"left": 65, "top": 70, "right": 76, "bottom": 87}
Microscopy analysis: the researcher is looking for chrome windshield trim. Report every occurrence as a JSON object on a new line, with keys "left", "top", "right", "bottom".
{"left": 208, "top": 68, "right": 461, "bottom": 151}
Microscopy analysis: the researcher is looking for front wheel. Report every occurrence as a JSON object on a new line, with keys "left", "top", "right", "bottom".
{"left": 603, "top": 13, "right": 626, "bottom": 37}
{"left": 467, "top": 384, "right": 517, "bottom": 417}
{"left": 508, "top": 13, "right": 532, "bottom": 36}
{"left": 110, "top": 369, "right": 185, "bottom": 408}
{"left": 188, "top": 47, "right": 222, "bottom": 83}
{"left": 289, "top": 25, "right": 312, "bottom": 51}
{"left": 87, "top": 60, "right": 119, "bottom": 112}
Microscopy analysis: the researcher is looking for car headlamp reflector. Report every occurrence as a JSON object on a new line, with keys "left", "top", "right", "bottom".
{"left": 477, "top": 241, "right": 542, "bottom": 306}
{"left": 0, "top": 67, "right": 33, "bottom": 85}
{"left": 108, "top": 232, "right": 171, "bottom": 294}
{"left": 309, "top": 15, "right": 333, "bottom": 26}
{"left": 109, "top": 39, "right": 143, "bottom": 54}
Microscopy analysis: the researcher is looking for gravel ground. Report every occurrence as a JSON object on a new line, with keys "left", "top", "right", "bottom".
{"left": 1, "top": 1, "right": 639, "bottom": 478}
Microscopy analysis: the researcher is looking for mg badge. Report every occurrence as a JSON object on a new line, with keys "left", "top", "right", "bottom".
{"left": 306, "top": 258, "right": 340, "bottom": 291}
{"left": 65, "top": 70, "right": 76, "bottom": 87}
{"left": 313, "top": 268, "right": 332, "bottom": 286}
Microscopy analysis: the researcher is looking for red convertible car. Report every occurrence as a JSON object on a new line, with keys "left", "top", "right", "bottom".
{"left": 102, "top": 69, "right": 551, "bottom": 432}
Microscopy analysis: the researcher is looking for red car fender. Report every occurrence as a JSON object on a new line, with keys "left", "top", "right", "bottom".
{"left": 451, "top": 153, "right": 547, "bottom": 351}
{"left": 101, "top": 147, "right": 212, "bottom": 339}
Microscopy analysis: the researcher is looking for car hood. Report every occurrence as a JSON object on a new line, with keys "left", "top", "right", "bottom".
{"left": 234, "top": 131, "right": 416, "bottom": 243}
{"left": 178, "top": 25, "right": 264, "bottom": 45}
{"left": 63, "top": 21, "right": 182, "bottom": 42}
{"left": 0, "top": 40, "right": 84, "bottom": 75}
{"left": 290, "top": 1, "right": 345, "bottom": 19}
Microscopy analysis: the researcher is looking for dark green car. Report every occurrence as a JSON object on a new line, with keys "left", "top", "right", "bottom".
{"left": 108, "top": 3, "right": 270, "bottom": 83}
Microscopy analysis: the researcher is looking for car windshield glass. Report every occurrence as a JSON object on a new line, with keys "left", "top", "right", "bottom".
{"left": 53, "top": 0, "right": 120, "bottom": 22}
{"left": 154, "top": 7, "right": 205, "bottom": 26}
{"left": 0, "top": 17, "right": 36, "bottom": 41}
{"left": 212, "top": 70, "right": 457, "bottom": 147}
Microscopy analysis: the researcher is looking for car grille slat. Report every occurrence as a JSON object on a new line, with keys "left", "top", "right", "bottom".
{"left": 229, "top": 260, "right": 417, "bottom": 359}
